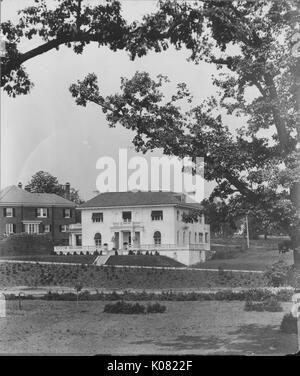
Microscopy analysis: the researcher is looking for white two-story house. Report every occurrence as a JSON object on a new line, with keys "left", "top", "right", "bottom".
{"left": 55, "top": 191, "right": 211, "bottom": 266}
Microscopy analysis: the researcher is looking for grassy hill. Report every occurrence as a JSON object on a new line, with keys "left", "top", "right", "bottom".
{"left": 106, "top": 255, "right": 184, "bottom": 267}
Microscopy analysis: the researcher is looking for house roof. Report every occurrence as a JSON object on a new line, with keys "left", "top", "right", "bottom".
{"left": 79, "top": 191, "right": 202, "bottom": 210}
{"left": 0, "top": 185, "right": 76, "bottom": 207}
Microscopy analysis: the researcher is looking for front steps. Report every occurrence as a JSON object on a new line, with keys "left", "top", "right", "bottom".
{"left": 93, "top": 255, "right": 110, "bottom": 266}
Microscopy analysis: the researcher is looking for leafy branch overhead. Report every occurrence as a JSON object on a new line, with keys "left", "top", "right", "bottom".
{"left": 69, "top": 0, "right": 300, "bottom": 241}
{"left": 1, "top": 1, "right": 300, "bottom": 243}
{"left": 0, "top": 0, "right": 205, "bottom": 96}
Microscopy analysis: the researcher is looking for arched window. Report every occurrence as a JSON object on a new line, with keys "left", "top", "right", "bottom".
{"left": 194, "top": 232, "right": 197, "bottom": 243}
{"left": 183, "top": 231, "right": 186, "bottom": 244}
{"left": 177, "top": 230, "right": 180, "bottom": 245}
{"left": 94, "top": 233, "right": 102, "bottom": 247}
{"left": 199, "top": 232, "right": 203, "bottom": 243}
{"left": 153, "top": 231, "right": 161, "bottom": 245}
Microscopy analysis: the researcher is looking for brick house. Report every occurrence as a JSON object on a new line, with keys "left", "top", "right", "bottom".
{"left": 0, "top": 184, "right": 77, "bottom": 245}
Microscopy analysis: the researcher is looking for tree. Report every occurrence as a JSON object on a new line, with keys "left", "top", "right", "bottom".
{"left": 69, "top": 0, "right": 300, "bottom": 250}
{"left": 25, "top": 170, "right": 83, "bottom": 204}
{"left": 0, "top": 0, "right": 187, "bottom": 97}
{"left": 0, "top": 0, "right": 130, "bottom": 96}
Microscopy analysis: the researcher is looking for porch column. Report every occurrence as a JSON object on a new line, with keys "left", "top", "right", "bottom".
{"left": 120, "top": 231, "right": 123, "bottom": 249}
{"left": 131, "top": 229, "right": 134, "bottom": 247}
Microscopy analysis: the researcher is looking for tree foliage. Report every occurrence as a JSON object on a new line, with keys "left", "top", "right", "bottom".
{"left": 2, "top": 1, "right": 300, "bottom": 245}
{"left": 69, "top": 0, "right": 300, "bottom": 244}
{"left": 25, "top": 170, "right": 83, "bottom": 204}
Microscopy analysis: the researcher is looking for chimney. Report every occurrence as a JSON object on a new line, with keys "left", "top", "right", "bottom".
{"left": 18, "top": 182, "right": 22, "bottom": 189}
{"left": 65, "top": 182, "right": 70, "bottom": 200}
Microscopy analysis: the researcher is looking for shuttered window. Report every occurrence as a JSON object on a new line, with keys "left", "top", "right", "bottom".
{"left": 5, "top": 223, "right": 15, "bottom": 234}
{"left": 37, "top": 208, "right": 48, "bottom": 218}
{"left": 151, "top": 210, "right": 163, "bottom": 221}
{"left": 63, "top": 208, "right": 71, "bottom": 218}
{"left": 92, "top": 213, "right": 103, "bottom": 223}
{"left": 4, "top": 208, "right": 14, "bottom": 217}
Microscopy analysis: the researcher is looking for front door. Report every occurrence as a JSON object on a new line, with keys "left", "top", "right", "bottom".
{"left": 134, "top": 232, "right": 140, "bottom": 247}
{"left": 114, "top": 232, "right": 119, "bottom": 250}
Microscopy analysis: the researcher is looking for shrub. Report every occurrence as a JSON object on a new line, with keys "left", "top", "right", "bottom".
{"left": 0, "top": 233, "right": 53, "bottom": 256}
{"left": 278, "top": 240, "right": 293, "bottom": 253}
{"left": 280, "top": 313, "right": 298, "bottom": 334}
{"left": 146, "top": 302, "right": 166, "bottom": 313}
{"left": 103, "top": 301, "right": 166, "bottom": 314}
{"left": 264, "top": 261, "right": 295, "bottom": 287}
{"left": 244, "top": 296, "right": 283, "bottom": 312}
{"left": 103, "top": 301, "right": 145, "bottom": 314}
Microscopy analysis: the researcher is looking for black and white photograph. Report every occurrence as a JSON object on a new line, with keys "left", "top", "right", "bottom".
{"left": 0, "top": 0, "right": 300, "bottom": 357}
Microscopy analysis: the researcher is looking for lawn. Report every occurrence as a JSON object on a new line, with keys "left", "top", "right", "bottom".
{"left": 199, "top": 237, "right": 294, "bottom": 271}
{"left": 0, "top": 262, "right": 266, "bottom": 289}
{"left": 0, "top": 255, "right": 97, "bottom": 264}
{"left": 0, "top": 300, "right": 297, "bottom": 355}
{"left": 106, "top": 255, "right": 184, "bottom": 267}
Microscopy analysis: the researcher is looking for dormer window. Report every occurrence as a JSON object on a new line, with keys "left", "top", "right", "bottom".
{"left": 37, "top": 208, "right": 48, "bottom": 218}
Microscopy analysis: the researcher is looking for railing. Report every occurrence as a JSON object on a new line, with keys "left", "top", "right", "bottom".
{"left": 54, "top": 245, "right": 109, "bottom": 255}
{"left": 54, "top": 242, "right": 208, "bottom": 255}
{"left": 112, "top": 221, "right": 141, "bottom": 227}
{"left": 129, "top": 243, "right": 207, "bottom": 251}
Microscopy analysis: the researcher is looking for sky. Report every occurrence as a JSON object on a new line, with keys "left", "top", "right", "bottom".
{"left": 0, "top": 0, "right": 248, "bottom": 201}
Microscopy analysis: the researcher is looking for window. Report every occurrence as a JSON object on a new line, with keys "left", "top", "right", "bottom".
{"left": 199, "top": 232, "right": 203, "bottom": 243}
{"left": 194, "top": 232, "right": 197, "bottom": 243}
{"left": 205, "top": 233, "right": 209, "bottom": 243}
{"left": 153, "top": 231, "right": 161, "bottom": 245}
{"left": 177, "top": 210, "right": 180, "bottom": 221}
{"left": 60, "top": 225, "right": 69, "bottom": 233}
{"left": 76, "top": 234, "right": 82, "bottom": 246}
{"left": 122, "top": 211, "right": 132, "bottom": 223}
{"left": 5, "top": 223, "right": 15, "bottom": 234}
{"left": 94, "top": 233, "right": 102, "bottom": 247}
{"left": 37, "top": 208, "right": 48, "bottom": 218}
{"left": 24, "top": 223, "right": 39, "bottom": 234}
{"left": 4, "top": 208, "right": 14, "bottom": 217}
{"left": 189, "top": 232, "right": 191, "bottom": 244}
{"left": 63, "top": 208, "right": 71, "bottom": 218}
{"left": 183, "top": 231, "right": 186, "bottom": 244}
{"left": 92, "top": 212, "right": 103, "bottom": 223}
{"left": 177, "top": 230, "right": 180, "bottom": 245}
{"left": 151, "top": 210, "right": 163, "bottom": 221}
{"left": 44, "top": 225, "right": 51, "bottom": 233}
